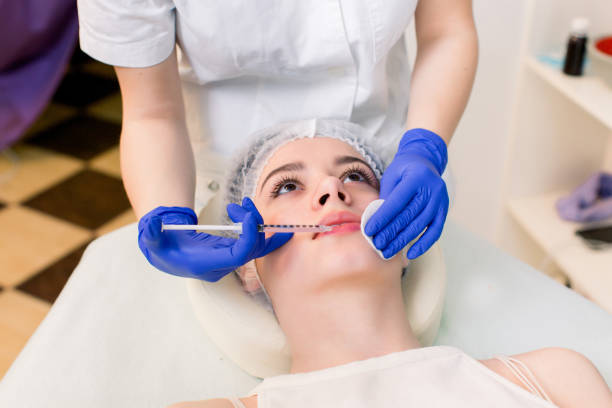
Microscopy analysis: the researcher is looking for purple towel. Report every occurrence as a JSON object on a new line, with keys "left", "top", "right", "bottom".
{"left": 556, "top": 172, "right": 612, "bottom": 222}
{"left": 0, "top": 0, "right": 78, "bottom": 151}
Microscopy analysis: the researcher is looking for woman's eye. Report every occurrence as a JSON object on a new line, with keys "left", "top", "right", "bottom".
{"left": 270, "top": 177, "right": 301, "bottom": 197}
{"left": 277, "top": 182, "right": 298, "bottom": 195}
{"left": 343, "top": 171, "right": 366, "bottom": 184}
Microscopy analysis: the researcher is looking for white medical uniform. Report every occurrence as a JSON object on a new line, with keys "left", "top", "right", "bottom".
{"left": 78, "top": 0, "right": 419, "bottom": 212}
{"left": 228, "top": 346, "right": 559, "bottom": 408}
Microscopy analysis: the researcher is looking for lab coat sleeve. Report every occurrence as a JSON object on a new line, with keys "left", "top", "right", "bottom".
{"left": 77, "top": 0, "right": 175, "bottom": 67}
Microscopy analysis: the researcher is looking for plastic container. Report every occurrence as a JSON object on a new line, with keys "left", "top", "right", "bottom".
{"left": 588, "top": 35, "right": 612, "bottom": 88}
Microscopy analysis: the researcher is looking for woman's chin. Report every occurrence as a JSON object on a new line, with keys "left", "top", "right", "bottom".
{"left": 308, "top": 232, "right": 394, "bottom": 275}
{"left": 311, "top": 229, "right": 377, "bottom": 253}
{"left": 260, "top": 231, "right": 401, "bottom": 296}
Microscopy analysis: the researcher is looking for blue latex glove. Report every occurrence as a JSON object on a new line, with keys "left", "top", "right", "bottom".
{"left": 138, "top": 197, "right": 293, "bottom": 281}
{"left": 364, "top": 128, "right": 449, "bottom": 259}
{"left": 555, "top": 172, "right": 612, "bottom": 222}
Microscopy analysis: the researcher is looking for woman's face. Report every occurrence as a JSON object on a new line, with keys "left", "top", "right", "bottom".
{"left": 252, "top": 137, "right": 406, "bottom": 306}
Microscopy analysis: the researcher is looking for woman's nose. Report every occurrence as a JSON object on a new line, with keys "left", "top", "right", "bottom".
{"left": 313, "top": 176, "right": 352, "bottom": 208}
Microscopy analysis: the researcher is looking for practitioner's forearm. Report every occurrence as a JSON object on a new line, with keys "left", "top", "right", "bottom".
{"left": 121, "top": 118, "right": 195, "bottom": 218}
{"left": 114, "top": 48, "right": 195, "bottom": 219}
{"left": 405, "top": 1, "right": 478, "bottom": 145}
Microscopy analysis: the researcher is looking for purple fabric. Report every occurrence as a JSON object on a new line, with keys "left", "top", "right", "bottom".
{"left": 0, "top": 0, "right": 78, "bottom": 151}
{"left": 556, "top": 172, "right": 612, "bottom": 222}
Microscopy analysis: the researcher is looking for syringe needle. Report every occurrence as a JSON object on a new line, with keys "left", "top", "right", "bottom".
{"left": 258, "top": 224, "right": 333, "bottom": 233}
{"left": 161, "top": 223, "right": 333, "bottom": 233}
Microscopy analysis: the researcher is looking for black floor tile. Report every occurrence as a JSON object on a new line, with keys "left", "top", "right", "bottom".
{"left": 17, "top": 241, "right": 92, "bottom": 303}
{"left": 70, "top": 47, "right": 94, "bottom": 68}
{"left": 22, "top": 169, "right": 131, "bottom": 229}
{"left": 52, "top": 71, "right": 119, "bottom": 107}
{"left": 26, "top": 115, "right": 120, "bottom": 160}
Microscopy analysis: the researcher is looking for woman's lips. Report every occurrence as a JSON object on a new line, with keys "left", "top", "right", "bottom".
{"left": 312, "top": 210, "right": 362, "bottom": 240}
{"left": 314, "top": 222, "right": 361, "bottom": 239}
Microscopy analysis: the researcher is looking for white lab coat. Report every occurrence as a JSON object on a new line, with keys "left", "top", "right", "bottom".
{"left": 78, "top": 0, "right": 419, "bottom": 212}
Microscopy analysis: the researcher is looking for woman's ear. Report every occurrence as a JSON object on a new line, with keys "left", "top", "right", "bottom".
{"left": 238, "top": 260, "right": 261, "bottom": 293}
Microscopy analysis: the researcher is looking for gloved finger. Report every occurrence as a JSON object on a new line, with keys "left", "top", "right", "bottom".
{"left": 379, "top": 171, "right": 402, "bottom": 201}
{"left": 230, "top": 212, "right": 259, "bottom": 265}
{"left": 241, "top": 197, "right": 268, "bottom": 256}
{"left": 140, "top": 215, "right": 164, "bottom": 249}
{"left": 373, "top": 187, "right": 429, "bottom": 250}
{"left": 161, "top": 212, "right": 202, "bottom": 240}
{"left": 242, "top": 197, "right": 264, "bottom": 225}
{"left": 227, "top": 202, "right": 249, "bottom": 223}
{"left": 160, "top": 210, "right": 196, "bottom": 225}
{"left": 260, "top": 232, "right": 294, "bottom": 257}
{"left": 364, "top": 179, "right": 419, "bottom": 236}
{"left": 406, "top": 200, "right": 448, "bottom": 259}
{"left": 380, "top": 196, "right": 438, "bottom": 258}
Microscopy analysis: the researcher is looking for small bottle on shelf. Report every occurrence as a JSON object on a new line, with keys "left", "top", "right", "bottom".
{"left": 562, "top": 17, "right": 589, "bottom": 76}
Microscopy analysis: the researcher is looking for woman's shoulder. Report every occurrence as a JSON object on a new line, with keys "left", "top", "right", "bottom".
{"left": 478, "top": 347, "right": 611, "bottom": 407}
{"left": 167, "top": 395, "right": 257, "bottom": 408}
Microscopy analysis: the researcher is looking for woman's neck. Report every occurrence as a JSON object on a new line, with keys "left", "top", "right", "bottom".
{"left": 275, "top": 280, "right": 421, "bottom": 374}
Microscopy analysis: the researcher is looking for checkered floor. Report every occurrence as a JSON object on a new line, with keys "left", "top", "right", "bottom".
{"left": 0, "top": 49, "right": 136, "bottom": 378}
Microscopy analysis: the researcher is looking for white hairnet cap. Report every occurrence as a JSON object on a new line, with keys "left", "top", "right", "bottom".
{"left": 221, "top": 118, "right": 389, "bottom": 312}
{"left": 223, "top": 118, "right": 386, "bottom": 210}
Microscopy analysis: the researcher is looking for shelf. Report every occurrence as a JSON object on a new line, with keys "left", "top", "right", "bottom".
{"left": 507, "top": 191, "right": 612, "bottom": 314}
{"left": 526, "top": 56, "right": 612, "bottom": 130}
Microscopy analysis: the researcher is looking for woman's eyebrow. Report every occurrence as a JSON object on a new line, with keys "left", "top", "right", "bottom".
{"left": 334, "top": 155, "right": 373, "bottom": 173}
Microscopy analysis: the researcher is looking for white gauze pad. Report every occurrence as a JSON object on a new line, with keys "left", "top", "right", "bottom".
{"left": 361, "top": 199, "right": 387, "bottom": 259}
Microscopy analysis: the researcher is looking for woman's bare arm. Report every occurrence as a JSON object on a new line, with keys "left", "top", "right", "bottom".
{"left": 539, "top": 348, "right": 612, "bottom": 408}
{"left": 115, "top": 48, "right": 196, "bottom": 218}
{"left": 406, "top": 0, "right": 478, "bottom": 144}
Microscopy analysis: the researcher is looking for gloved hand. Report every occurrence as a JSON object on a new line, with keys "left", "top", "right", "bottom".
{"left": 364, "top": 128, "right": 449, "bottom": 260}
{"left": 556, "top": 172, "right": 612, "bottom": 222}
{"left": 138, "top": 197, "right": 293, "bottom": 281}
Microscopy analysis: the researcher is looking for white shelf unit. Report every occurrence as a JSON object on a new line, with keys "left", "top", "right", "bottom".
{"left": 498, "top": 1, "right": 612, "bottom": 314}
{"left": 507, "top": 191, "right": 612, "bottom": 313}
{"left": 526, "top": 57, "right": 612, "bottom": 130}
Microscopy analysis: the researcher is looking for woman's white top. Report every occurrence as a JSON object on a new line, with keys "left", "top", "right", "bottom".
{"left": 228, "top": 346, "right": 558, "bottom": 408}
{"left": 77, "top": 0, "right": 419, "bottom": 210}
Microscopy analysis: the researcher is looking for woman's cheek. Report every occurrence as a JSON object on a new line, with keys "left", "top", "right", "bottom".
{"left": 255, "top": 234, "right": 302, "bottom": 292}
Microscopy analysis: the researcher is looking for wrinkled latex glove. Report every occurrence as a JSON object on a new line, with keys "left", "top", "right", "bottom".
{"left": 138, "top": 197, "right": 293, "bottom": 281}
{"left": 556, "top": 172, "right": 612, "bottom": 222}
{"left": 364, "top": 128, "right": 449, "bottom": 260}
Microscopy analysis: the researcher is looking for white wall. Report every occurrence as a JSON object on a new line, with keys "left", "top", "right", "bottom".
{"left": 527, "top": 0, "right": 612, "bottom": 56}
{"left": 443, "top": 0, "right": 530, "bottom": 243}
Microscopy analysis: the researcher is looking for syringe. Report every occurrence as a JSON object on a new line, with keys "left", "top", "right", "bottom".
{"left": 161, "top": 223, "right": 334, "bottom": 233}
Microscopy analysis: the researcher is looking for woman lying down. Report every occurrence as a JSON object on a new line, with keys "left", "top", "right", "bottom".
{"left": 166, "top": 119, "right": 611, "bottom": 408}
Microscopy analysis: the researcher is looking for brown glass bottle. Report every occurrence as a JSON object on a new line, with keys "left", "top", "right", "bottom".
{"left": 562, "top": 18, "right": 589, "bottom": 76}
